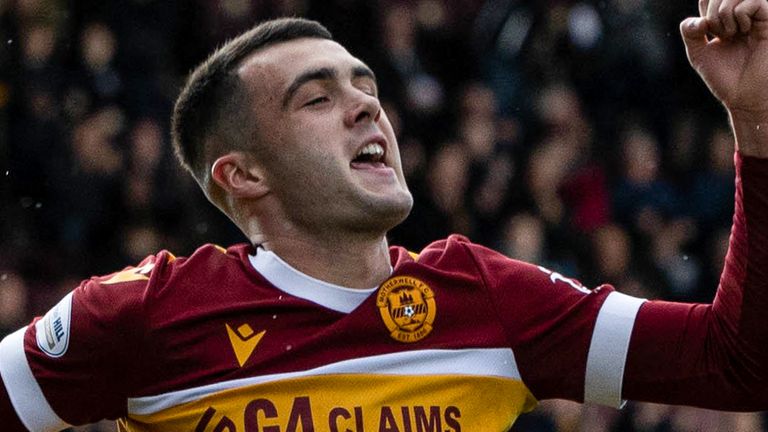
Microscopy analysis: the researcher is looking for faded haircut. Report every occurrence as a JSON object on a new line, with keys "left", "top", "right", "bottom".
{"left": 171, "top": 18, "right": 333, "bottom": 188}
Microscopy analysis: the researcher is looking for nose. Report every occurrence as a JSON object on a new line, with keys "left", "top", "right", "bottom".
{"left": 343, "top": 89, "right": 381, "bottom": 128}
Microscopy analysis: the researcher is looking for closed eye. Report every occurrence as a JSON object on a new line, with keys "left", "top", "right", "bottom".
{"left": 357, "top": 81, "right": 377, "bottom": 98}
{"left": 304, "top": 96, "right": 329, "bottom": 107}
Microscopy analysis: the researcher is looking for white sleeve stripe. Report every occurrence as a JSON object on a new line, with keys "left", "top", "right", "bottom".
{"left": 0, "top": 327, "right": 70, "bottom": 432}
{"left": 584, "top": 291, "right": 646, "bottom": 408}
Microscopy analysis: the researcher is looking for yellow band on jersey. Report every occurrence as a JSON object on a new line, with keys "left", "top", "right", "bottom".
{"left": 122, "top": 374, "right": 536, "bottom": 432}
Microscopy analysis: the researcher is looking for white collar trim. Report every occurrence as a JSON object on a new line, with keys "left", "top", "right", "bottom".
{"left": 249, "top": 247, "right": 382, "bottom": 313}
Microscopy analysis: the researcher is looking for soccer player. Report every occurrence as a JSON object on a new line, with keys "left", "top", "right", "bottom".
{"left": 1, "top": 1, "right": 767, "bottom": 430}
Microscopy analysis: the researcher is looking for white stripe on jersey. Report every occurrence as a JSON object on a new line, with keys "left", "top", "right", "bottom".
{"left": 128, "top": 348, "right": 523, "bottom": 415}
{"left": 0, "top": 327, "right": 71, "bottom": 432}
{"left": 584, "top": 291, "right": 646, "bottom": 407}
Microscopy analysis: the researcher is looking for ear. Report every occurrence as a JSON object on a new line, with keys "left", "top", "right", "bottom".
{"left": 210, "top": 153, "right": 270, "bottom": 199}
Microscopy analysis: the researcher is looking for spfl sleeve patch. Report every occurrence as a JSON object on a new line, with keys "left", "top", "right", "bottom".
{"left": 35, "top": 292, "right": 74, "bottom": 358}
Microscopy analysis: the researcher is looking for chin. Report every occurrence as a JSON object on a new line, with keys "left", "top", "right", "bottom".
{"left": 352, "top": 191, "right": 414, "bottom": 233}
{"left": 383, "top": 193, "right": 415, "bottom": 227}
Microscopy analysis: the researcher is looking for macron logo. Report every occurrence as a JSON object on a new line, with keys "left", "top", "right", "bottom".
{"left": 226, "top": 323, "right": 266, "bottom": 367}
{"left": 35, "top": 292, "right": 74, "bottom": 358}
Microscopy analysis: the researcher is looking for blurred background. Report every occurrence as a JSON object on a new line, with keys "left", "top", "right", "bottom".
{"left": 0, "top": 0, "right": 764, "bottom": 431}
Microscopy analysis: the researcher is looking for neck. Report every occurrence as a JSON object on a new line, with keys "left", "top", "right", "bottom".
{"left": 254, "top": 231, "right": 392, "bottom": 289}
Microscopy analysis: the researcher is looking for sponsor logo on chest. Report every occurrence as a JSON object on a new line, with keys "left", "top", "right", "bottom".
{"left": 194, "top": 397, "right": 462, "bottom": 432}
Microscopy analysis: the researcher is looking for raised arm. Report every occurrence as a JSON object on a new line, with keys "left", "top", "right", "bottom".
{"left": 620, "top": 0, "right": 768, "bottom": 409}
{"left": 622, "top": 153, "right": 768, "bottom": 409}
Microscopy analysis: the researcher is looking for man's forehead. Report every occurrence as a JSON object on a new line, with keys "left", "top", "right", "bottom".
{"left": 237, "top": 38, "right": 363, "bottom": 88}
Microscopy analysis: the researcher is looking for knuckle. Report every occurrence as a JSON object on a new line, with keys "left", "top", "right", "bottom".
{"left": 717, "top": 8, "right": 736, "bottom": 30}
{"left": 707, "top": 7, "right": 720, "bottom": 20}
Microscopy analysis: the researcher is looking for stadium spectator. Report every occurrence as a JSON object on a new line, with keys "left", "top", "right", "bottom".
{"left": 690, "top": 124, "right": 737, "bottom": 230}
{"left": 0, "top": 272, "right": 28, "bottom": 338}
{"left": 613, "top": 124, "right": 686, "bottom": 237}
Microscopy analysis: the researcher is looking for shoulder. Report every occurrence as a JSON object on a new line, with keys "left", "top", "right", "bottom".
{"left": 390, "top": 235, "right": 539, "bottom": 293}
{"left": 399, "top": 234, "right": 530, "bottom": 273}
{"left": 154, "top": 243, "right": 250, "bottom": 285}
{"left": 391, "top": 235, "right": 592, "bottom": 294}
{"left": 74, "top": 243, "right": 252, "bottom": 318}
{"left": 391, "top": 234, "right": 474, "bottom": 262}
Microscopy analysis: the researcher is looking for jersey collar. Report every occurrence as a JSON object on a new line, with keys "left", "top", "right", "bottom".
{"left": 249, "top": 247, "right": 385, "bottom": 313}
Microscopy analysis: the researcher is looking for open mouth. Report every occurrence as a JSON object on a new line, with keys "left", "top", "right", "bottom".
{"left": 351, "top": 141, "right": 387, "bottom": 169}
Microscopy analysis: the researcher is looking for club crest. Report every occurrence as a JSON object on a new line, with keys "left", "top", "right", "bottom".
{"left": 377, "top": 276, "right": 436, "bottom": 343}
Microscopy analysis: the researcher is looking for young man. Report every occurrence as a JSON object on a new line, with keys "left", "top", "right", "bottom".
{"left": 1, "top": 1, "right": 768, "bottom": 430}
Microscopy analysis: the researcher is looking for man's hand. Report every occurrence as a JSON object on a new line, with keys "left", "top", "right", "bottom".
{"left": 681, "top": 0, "right": 768, "bottom": 157}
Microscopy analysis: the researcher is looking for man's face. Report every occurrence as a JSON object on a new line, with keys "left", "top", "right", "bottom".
{"left": 237, "top": 38, "right": 413, "bottom": 235}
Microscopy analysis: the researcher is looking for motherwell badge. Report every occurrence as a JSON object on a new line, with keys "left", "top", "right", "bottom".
{"left": 377, "top": 276, "right": 436, "bottom": 343}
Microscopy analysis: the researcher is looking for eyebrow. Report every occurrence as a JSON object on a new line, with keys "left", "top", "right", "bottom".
{"left": 281, "top": 65, "right": 377, "bottom": 109}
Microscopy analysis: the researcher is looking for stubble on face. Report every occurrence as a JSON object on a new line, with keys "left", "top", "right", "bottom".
{"left": 235, "top": 38, "right": 413, "bottom": 239}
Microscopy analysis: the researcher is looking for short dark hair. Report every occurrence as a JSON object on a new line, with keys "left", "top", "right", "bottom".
{"left": 171, "top": 18, "right": 333, "bottom": 186}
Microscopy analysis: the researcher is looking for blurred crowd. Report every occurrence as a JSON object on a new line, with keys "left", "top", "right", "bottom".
{"left": 0, "top": 0, "right": 765, "bottom": 431}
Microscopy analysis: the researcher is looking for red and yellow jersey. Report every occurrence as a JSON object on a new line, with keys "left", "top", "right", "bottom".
{"left": 3, "top": 153, "right": 768, "bottom": 432}
{"left": 0, "top": 236, "right": 644, "bottom": 432}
